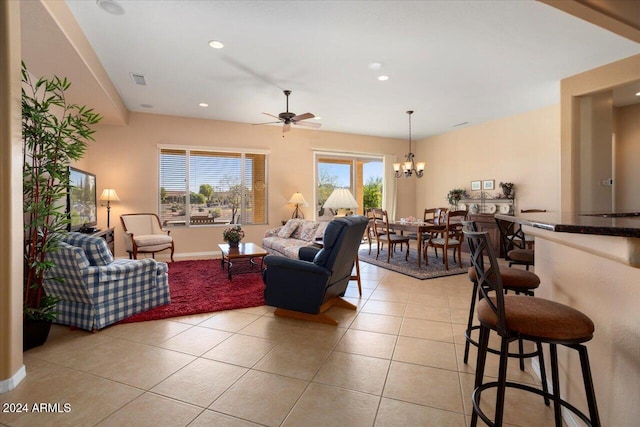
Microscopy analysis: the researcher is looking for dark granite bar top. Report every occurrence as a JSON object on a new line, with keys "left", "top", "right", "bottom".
{"left": 495, "top": 212, "right": 640, "bottom": 238}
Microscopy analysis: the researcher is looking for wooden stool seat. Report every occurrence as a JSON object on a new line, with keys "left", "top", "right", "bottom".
{"left": 468, "top": 266, "right": 539, "bottom": 291}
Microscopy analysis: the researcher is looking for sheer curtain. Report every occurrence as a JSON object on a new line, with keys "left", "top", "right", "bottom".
{"left": 382, "top": 154, "right": 397, "bottom": 220}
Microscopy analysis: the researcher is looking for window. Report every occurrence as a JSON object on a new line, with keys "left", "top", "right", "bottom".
{"left": 159, "top": 147, "right": 268, "bottom": 226}
{"left": 315, "top": 153, "right": 383, "bottom": 217}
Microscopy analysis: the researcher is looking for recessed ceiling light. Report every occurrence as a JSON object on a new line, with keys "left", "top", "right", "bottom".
{"left": 96, "top": 0, "right": 125, "bottom": 15}
{"left": 208, "top": 40, "right": 224, "bottom": 49}
{"left": 636, "top": 91, "right": 640, "bottom": 97}
{"left": 314, "top": 116, "right": 322, "bottom": 120}
{"left": 368, "top": 62, "right": 383, "bottom": 70}
{"left": 377, "top": 75, "right": 389, "bottom": 81}
{"left": 140, "top": 104, "right": 153, "bottom": 108}
{"left": 199, "top": 103, "right": 209, "bottom": 107}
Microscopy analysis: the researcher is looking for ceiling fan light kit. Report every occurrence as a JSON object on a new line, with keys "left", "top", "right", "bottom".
{"left": 255, "top": 90, "right": 321, "bottom": 134}
{"left": 393, "top": 110, "right": 425, "bottom": 178}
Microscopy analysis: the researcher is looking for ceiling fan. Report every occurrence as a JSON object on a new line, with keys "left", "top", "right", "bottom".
{"left": 256, "top": 90, "right": 321, "bottom": 133}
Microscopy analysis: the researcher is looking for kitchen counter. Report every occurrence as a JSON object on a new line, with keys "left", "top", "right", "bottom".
{"left": 495, "top": 211, "right": 640, "bottom": 238}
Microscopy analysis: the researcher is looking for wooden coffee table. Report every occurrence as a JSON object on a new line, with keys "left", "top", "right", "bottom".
{"left": 218, "top": 242, "right": 268, "bottom": 280}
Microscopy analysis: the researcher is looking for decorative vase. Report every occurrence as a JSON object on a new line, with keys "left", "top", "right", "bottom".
{"left": 228, "top": 241, "right": 240, "bottom": 248}
{"left": 23, "top": 319, "right": 52, "bottom": 351}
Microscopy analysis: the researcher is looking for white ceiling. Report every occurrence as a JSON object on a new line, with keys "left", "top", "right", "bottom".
{"left": 64, "top": 0, "right": 640, "bottom": 139}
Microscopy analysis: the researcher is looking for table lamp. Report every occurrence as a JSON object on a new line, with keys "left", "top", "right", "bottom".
{"left": 288, "top": 192, "right": 308, "bottom": 218}
{"left": 323, "top": 188, "right": 359, "bottom": 216}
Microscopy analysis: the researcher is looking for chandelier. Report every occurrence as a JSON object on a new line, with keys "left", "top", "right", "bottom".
{"left": 393, "top": 110, "right": 425, "bottom": 178}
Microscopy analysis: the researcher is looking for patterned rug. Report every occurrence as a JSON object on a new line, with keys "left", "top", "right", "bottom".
{"left": 358, "top": 246, "right": 469, "bottom": 280}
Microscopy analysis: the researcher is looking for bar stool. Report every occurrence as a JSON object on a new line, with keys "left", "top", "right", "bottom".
{"left": 465, "top": 230, "right": 600, "bottom": 427}
{"left": 495, "top": 217, "right": 534, "bottom": 270}
{"left": 462, "top": 221, "right": 546, "bottom": 375}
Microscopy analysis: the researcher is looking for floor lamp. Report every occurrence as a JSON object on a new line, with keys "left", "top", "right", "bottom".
{"left": 99, "top": 188, "right": 120, "bottom": 228}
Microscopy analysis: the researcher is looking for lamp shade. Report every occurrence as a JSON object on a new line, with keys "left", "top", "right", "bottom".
{"left": 288, "top": 192, "right": 307, "bottom": 205}
{"left": 99, "top": 188, "right": 120, "bottom": 202}
{"left": 323, "top": 188, "right": 358, "bottom": 209}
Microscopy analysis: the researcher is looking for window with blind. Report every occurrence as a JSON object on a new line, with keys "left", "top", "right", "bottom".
{"left": 159, "top": 148, "right": 268, "bottom": 227}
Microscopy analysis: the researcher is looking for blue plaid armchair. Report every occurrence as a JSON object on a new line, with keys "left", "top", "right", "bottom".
{"left": 43, "top": 232, "right": 170, "bottom": 331}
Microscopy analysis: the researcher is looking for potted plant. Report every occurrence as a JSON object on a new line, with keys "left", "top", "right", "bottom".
{"left": 223, "top": 225, "right": 245, "bottom": 248}
{"left": 22, "top": 62, "right": 101, "bottom": 350}
{"left": 446, "top": 188, "right": 467, "bottom": 210}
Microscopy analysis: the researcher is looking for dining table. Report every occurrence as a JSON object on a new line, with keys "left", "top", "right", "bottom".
{"left": 388, "top": 220, "right": 445, "bottom": 268}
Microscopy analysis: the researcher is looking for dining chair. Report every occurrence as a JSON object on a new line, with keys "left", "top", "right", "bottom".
{"left": 373, "top": 209, "right": 410, "bottom": 263}
{"left": 424, "top": 209, "right": 467, "bottom": 270}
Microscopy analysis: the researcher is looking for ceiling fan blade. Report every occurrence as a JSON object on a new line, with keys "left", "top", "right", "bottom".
{"left": 262, "top": 112, "right": 281, "bottom": 120}
{"left": 283, "top": 123, "right": 291, "bottom": 133}
{"left": 252, "top": 121, "right": 281, "bottom": 125}
{"left": 292, "top": 112, "right": 314, "bottom": 121}
{"left": 295, "top": 121, "right": 321, "bottom": 128}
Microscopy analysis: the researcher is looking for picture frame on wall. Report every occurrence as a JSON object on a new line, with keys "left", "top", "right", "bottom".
{"left": 471, "top": 180, "right": 481, "bottom": 191}
{"left": 483, "top": 180, "right": 495, "bottom": 190}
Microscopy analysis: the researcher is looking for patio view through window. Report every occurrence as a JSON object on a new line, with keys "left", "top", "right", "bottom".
{"left": 316, "top": 154, "right": 383, "bottom": 217}
{"left": 159, "top": 147, "right": 267, "bottom": 226}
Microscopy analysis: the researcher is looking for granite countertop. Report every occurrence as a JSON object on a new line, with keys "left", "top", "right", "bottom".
{"left": 495, "top": 212, "right": 640, "bottom": 238}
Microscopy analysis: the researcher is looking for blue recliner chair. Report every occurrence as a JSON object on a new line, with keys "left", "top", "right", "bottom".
{"left": 262, "top": 215, "right": 368, "bottom": 325}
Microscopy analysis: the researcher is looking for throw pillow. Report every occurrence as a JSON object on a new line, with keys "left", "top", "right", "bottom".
{"left": 298, "top": 222, "right": 320, "bottom": 242}
{"left": 314, "top": 221, "right": 329, "bottom": 240}
{"left": 278, "top": 219, "right": 299, "bottom": 238}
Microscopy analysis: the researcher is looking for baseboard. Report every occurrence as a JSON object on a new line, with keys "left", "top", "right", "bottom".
{"left": 531, "top": 359, "right": 581, "bottom": 427}
{"left": 0, "top": 365, "right": 26, "bottom": 394}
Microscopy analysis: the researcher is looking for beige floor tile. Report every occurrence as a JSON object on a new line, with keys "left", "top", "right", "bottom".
{"left": 383, "top": 361, "right": 464, "bottom": 413}
{"left": 450, "top": 307, "right": 471, "bottom": 324}
{"left": 282, "top": 324, "right": 348, "bottom": 350}
{"left": 406, "top": 293, "right": 450, "bottom": 308}
{"left": 238, "top": 315, "right": 309, "bottom": 341}
{"left": 369, "top": 289, "right": 411, "bottom": 303}
{"left": 350, "top": 312, "right": 403, "bottom": 335}
{"left": 157, "top": 325, "right": 232, "bottom": 356}
{"left": 101, "top": 319, "right": 193, "bottom": 345}
{"left": 375, "top": 397, "right": 466, "bottom": 427}
{"left": 96, "top": 392, "right": 202, "bottom": 426}
{"left": 199, "top": 311, "right": 262, "bottom": 332}
{"left": 455, "top": 343, "right": 539, "bottom": 386}
{"left": 404, "top": 303, "right": 452, "bottom": 322}
{"left": 360, "top": 299, "right": 406, "bottom": 317}
{"left": 163, "top": 312, "right": 217, "bottom": 325}
{"left": 0, "top": 358, "right": 142, "bottom": 427}
{"left": 190, "top": 409, "right": 262, "bottom": 426}
{"left": 313, "top": 350, "right": 391, "bottom": 394}
{"left": 400, "top": 317, "right": 454, "bottom": 343}
{"left": 210, "top": 370, "right": 307, "bottom": 427}
{"left": 236, "top": 305, "right": 272, "bottom": 316}
{"left": 334, "top": 329, "right": 397, "bottom": 359}
{"left": 253, "top": 341, "right": 332, "bottom": 380}
{"left": 393, "top": 336, "right": 458, "bottom": 371}
{"left": 282, "top": 382, "right": 379, "bottom": 427}
{"left": 343, "top": 285, "right": 374, "bottom": 299}
{"left": 202, "top": 334, "right": 279, "bottom": 367}
{"left": 151, "top": 358, "right": 247, "bottom": 407}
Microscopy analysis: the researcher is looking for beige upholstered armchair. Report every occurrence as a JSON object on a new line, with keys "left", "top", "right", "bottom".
{"left": 120, "top": 213, "right": 174, "bottom": 261}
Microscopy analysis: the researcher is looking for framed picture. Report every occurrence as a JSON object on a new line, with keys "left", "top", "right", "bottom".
{"left": 471, "top": 180, "right": 481, "bottom": 191}
{"left": 483, "top": 180, "right": 495, "bottom": 190}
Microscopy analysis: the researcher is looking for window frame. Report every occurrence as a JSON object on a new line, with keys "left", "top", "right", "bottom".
{"left": 158, "top": 144, "right": 269, "bottom": 227}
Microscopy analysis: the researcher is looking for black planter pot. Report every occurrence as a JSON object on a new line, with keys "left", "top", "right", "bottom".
{"left": 23, "top": 319, "right": 52, "bottom": 351}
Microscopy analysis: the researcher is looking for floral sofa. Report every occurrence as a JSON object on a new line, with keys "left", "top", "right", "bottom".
{"left": 262, "top": 219, "right": 329, "bottom": 259}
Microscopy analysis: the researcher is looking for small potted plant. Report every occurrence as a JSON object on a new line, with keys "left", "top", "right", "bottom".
{"left": 447, "top": 188, "right": 467, "bottom": 210}
{"left": 223, "top": 225, "right": 245, "bottom": 248}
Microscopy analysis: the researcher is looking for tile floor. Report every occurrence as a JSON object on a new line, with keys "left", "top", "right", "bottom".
{"left": 1, "top": 259, "right": 560, "bottom": 427}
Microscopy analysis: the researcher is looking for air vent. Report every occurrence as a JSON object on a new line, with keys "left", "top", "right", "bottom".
{"left": 130, "top": 73, "right": 146, "bottom": 86}
{"left": 453, "top": 121, "right": 468, "bottom": 127}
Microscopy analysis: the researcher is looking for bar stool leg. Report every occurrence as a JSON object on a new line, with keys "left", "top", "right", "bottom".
{"left": 494, "top": 337, "right": 510, "bottom": 427}
{"left": 550, "top": 344, "right": 563, "bottom": 426}
{"left": 464, "top": 280, "right": 479, "bottom": 364}
{"left": 576, "top": 344, "right": 601, "bottom": 427}
{"left": 536, "top": 341, "right": 551, "bottom": 406}
{"left": 471, "top": 325, "right": 490, "bottom": 427}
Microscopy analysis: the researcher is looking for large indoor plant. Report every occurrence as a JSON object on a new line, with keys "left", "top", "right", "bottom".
{"left": 22, "top": 62, "right": 101, "bottom": 349}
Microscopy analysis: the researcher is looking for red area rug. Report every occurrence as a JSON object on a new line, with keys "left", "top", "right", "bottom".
{"left": 119, "top": 259, "right": 265, "bottom": 323}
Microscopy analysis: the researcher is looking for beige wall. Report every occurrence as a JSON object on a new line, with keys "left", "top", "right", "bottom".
{"left": 0, "top": 0, "right": 25, "bottom": 391}
{"left": 414, "top": 105, "right": 561, "bottom": 214}
{"left": 87, "top": 112, "right": 413, "bottom": 259}
{"left": 614, "top": 103, "right": 640, "bottom": 211}
{"left": 560, "top": 54, "right": 640, "bottom": 210}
